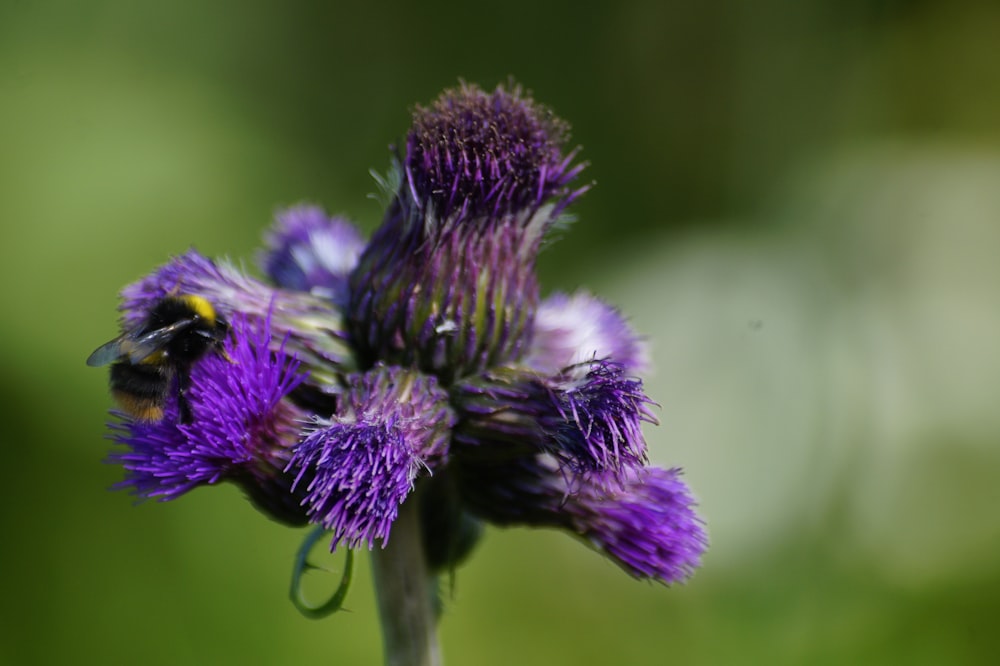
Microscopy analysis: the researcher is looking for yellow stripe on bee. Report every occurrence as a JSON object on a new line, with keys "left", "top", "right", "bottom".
{"left": 112, "top": 390, "right": 165, "bottom": 421}
{"left": 181, "top": 294, "right": 217, "bottom": 325}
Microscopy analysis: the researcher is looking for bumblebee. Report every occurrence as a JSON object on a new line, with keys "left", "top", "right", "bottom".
{"left": 87, "top": 294, "right": 229, "bottom": 422}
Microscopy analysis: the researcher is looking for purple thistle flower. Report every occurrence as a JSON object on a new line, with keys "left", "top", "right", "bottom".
{"left": 451, "top": 360, "right": 654, "bottom": 486}
{"left": 347, "top": 82, "right": 589, "bottom": 381}
{"left": 287, "top": 365, "right": 455, "bottom": 548}
{"left": 457, "top": 456, "right": 706, "bottom": 584}
{"left": 94, "top": 80, "right": 706, "bottom": 590}
{"left": 578, "top": 466, "right": 707, "bottom": 582}
{"left": 405, "top": 80, "right": 587, "bottom": 222}
{"left": 526, "top": 291, "right": 650, "bottom": 375}
{"left": 259, "top": 205, "right": 365, "bottom": 307}
{"left": 109, "top": 314, "right": 311, "bottom": 525}
{"left": 548, "top": 360, "right": 655, "bottom": 481}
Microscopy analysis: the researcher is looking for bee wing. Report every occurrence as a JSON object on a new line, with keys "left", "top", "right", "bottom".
{"left": 124, "top": 318, "right": 196, "bottom": 363}
{"left": 86, "top": 336, "right": 129, "bottom": 367}
{"left": 86, "top": 318, "right": 196, "bottom": 367}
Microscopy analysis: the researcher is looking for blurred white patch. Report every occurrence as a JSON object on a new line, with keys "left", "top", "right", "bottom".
{"left": 596, "top": 144, "right": 1000, "bottom": 582}
{"left": 601, "top": 233, "right": 837, "bottom": 563}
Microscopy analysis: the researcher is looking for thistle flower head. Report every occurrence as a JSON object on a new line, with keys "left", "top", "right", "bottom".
{"left": 457, "top": 456, "right": 707, "bottom": 584}
{"left": 94, "top": 82, "right": 706, "bottom": 595}
{"left": 451, "top": 360, "right": 654, "bottom": 487}
{"left": 109, "top": 314, "right": 310, "bottom": 525}
{"left": 405, "top": 80, "right": 586, "bottom": 222}
{"left": 259, "top": 205, "right": 365, "bottom": 306}
{"left": 287, "top": 366, "right": 455, "bottom": 548}
{"left": 526, "top": 291, "right": 650, "bottom": 375}
{"left": 577, "top": 466, "right": 707, "bottom": 582}
{"left": 348, "top": 83, "right": 588, "bottom": 381}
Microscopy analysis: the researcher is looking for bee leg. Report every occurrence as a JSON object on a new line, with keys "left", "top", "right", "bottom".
{"left": 176, "top": 369, "right": 194, "bottom": 424}
{"left": 178, "top": 394, "right": 194, "bottom": 424}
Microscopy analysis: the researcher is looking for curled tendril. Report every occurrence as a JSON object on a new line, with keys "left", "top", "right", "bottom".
{"left": 289, "top": 525, "right": 354, "bottom": 619}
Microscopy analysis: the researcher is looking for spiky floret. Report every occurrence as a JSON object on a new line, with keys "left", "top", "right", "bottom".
{"left": 258, "top": 205, "right": 365, "bottom": 306}
{"left": 457, "top": 455, "right": 707, "bottom": 584}
{"left": 287, "top": 365, "right": 455, "bottom": 549}
{"left": 451, "top": 359, "right": 654, "bottom": 486}
{"left": 577, "top": 466, "right": 706, "bottom": 582}
{"left": 109, "top": 315, "right": 310, "bottom": 525}
{"left": 405, "top": 80, "right": 587, "bottom": 222}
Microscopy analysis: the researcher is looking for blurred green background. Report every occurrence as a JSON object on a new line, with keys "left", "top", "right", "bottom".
{"left": 3, "top": 0, "right": 1000, "bottom": 664}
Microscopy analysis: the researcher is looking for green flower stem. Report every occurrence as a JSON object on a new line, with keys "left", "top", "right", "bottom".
{"left": 371, "top": 491, "right": 441, "bottom": 666}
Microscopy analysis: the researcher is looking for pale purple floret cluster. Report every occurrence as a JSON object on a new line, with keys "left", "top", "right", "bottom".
{"left": 101, "top": 82, "right": 706, "bottom": 583}
{"left": 260, "top": 205, "right": 366, "bottom": 307}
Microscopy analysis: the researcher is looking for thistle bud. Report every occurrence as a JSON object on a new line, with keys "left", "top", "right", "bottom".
{"left": 347, "top": 82, "right": 588, "bottom": 382}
